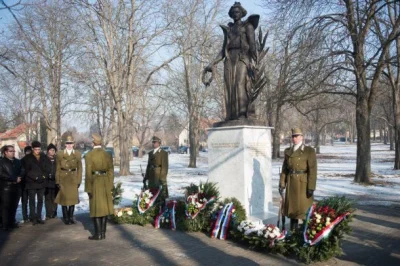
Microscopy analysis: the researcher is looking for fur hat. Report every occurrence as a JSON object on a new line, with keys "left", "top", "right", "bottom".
{"left": 291, "top": 128, "right": 303, "bottom": 136}
{"left": 31, "top": 140, "right": 41, "bottom": 148}
{"left": 92, "top": 133, "right": 102, "bottom": 145}
{"left": 47, "top": 143, "right": 57, "bottom": 152}
{"left": 24, "top": 146, "right": 32, "bottom": 154}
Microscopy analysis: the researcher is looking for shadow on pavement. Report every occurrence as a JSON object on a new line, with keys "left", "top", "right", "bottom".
{"left": 337, "top": 204, "right": 400, "bottom": 265}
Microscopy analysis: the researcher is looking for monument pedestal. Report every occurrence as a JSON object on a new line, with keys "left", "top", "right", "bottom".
{"left": 208, "top": 126, "right": 277, "bottom": 224}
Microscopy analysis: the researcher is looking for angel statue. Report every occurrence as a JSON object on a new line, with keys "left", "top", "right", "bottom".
{"left": 203, "top": 2, "right": 260, "bottom": 125}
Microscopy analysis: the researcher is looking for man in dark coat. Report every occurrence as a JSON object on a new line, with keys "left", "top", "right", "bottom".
{"left": 144, "top": 136, "right": 169, "bottom": 202}
{"left": 24, "top": 140, "right": 47, "bottom": 225}
{"left": 279, "top": 128, "right": 317, "bottom": 230}
{"left": 85, "top": 133, "right": 114, "bottom": 240}
{"left": 44, "top": 143, "right": 58, "bottom": 219}
{"left": 19, "top": 146, "right": 32, "bottom": 223}
{"left": 0, "top": 145, "right": 22, "bottom": 231}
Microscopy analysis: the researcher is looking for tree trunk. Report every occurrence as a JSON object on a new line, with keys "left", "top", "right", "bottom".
{"left": 119, "top": 118, "right": 131, "bottom": 176}
{"left": 389, "top": 126, "right": 394, "bottom": 151}
{"left": 272, "top": 105, "right": 282, "bottom": 159}
{"left": 394, "top": 90, "right": 400, "bottom": 169}
{"left": 112, "top": 112, "right": 120, "bottom": 166}
{"left": 355, "top": 98, "right": 371, "bottom": 183}
{"left": 372, "top": 121, "right": 376, "bottom": 141}
{"left": 188, "top": 115, "right": 198, "bottom": 168}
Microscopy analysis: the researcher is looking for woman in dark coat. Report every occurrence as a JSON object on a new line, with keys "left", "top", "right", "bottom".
{"left": 44, "top": 143, "right": 58, "bottom": 219}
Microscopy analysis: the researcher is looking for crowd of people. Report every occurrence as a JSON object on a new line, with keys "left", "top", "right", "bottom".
{"left": 0, "top": 134, "right": 115, "bottom": 240}
{"left": 0, "top": 138, "right": 82, "bottom": 231}
{"left": 0, "top": 133, "right": 167, "bottom": 241}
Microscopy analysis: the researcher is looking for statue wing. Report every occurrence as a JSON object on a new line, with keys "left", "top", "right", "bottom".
{"left": 246, "top": 14, "right": 260, "bottom": 30}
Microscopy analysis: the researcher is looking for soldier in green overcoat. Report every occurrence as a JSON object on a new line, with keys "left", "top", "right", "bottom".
{"left": 279, "top": 128, "right": 317, "bottom": 230}
{"left": 85, "top": 133, "right": 114, "bottom": 240}
{"left": 144, "top": 136, "right": 169, "bottom": 202}
{"left": 55, "top": 135, "right": 82, "bottom": 225}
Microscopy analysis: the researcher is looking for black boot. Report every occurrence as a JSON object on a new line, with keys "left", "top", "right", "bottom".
{"left": 62, "top": 206, "right": 69, "bottom": 225}
{"left": 88, "top": 218, "right": 101, "bottom": 240}
{"left": 290, "top": 218, "right": 298, "bottom": 231}
{"left": 68, "top": 205, "right": 75, "bottom": 224}
{"left": 101, "top": 216, "right": 107, "bottom": 240}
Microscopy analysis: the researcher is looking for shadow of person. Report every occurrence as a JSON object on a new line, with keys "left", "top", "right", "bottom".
{"left": 249, "top": 158, "right": 265, "bottom": 216}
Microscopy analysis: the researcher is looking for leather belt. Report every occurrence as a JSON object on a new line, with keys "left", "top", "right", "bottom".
{"left": 289, "top": 169, "right": 307, "bottom": 174}
{"left": 92, "top": 170, "right": 107, "bottom": 175}
{"left": 61, "top": 168, "right": 77, "bottom": 172}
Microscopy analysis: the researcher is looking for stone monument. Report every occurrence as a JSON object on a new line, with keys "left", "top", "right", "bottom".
{"left": 204, "top": 2, "right": 276, "bottom": 223}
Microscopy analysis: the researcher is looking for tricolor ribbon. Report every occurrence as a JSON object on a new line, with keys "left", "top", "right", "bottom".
{"left": 137, "top": 186, "right": 161, "bottom": 214}
{"left": 155, "top": 200, "right": 177, "bottom": 230}
{"left": 211, "top": 202, "right": 235, "bottom": 240}
{"left": 185, "top": 194, "right": 216, "bottom": 219}
{"left": 303, "top": 204, "right": 350, "bottom": 246}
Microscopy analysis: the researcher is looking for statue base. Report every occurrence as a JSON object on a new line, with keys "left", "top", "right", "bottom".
{"left": 207, "top": 125, "right": 278, "bottom": 224}
{"left": 212, "top": 118, "right": 265, "bottom": 128}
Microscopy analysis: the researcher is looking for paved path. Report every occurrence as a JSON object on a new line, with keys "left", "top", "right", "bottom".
{"left": 0, "top": 204, "right": 399, "bottom": 266}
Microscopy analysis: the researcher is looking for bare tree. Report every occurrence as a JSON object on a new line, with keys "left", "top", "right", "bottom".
{"left": 2, "top": 0, "right": 79, "bottom": 148}
{"left": 264, "top": 0, "right": 400, "bottom": 183}
{"left": 165, "top": 0, "right": 225, "bottom": 168}
{"left": 75, "top": 0, "right": 182, "bottom": 174}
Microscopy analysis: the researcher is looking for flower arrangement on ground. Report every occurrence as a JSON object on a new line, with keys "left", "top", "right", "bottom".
{"left": 185, "top": 182, "right": 217, "bottom": 219}
{"left": 137, "top": 187, "right": 161, "bottom": 214}
{"left": 284, "top": 196, "right": 355, "bottom": 264}
{"left": 231, "top": 220, "right": 285, "bottom": 249}
{"left": 209, "top": 197, "right": 246, "bottom": 240}
{"left": 155, "top": 200, "right": 177, "bottom": 230}
{"left": 112, "top": 182, "right": 124, "bottom": 205}
{"left": 175, "top": 181, "right": 219, "bottom": 232}
{"left": 112, "top": 201, "right": 159, "bottom": 225}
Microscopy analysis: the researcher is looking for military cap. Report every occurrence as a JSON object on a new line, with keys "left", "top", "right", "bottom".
{"left": 92, "top": 133, "right": 102, "bottom": 145}
{"left": 151, "top": 136, "right": 161, "bottom": 143}
{"left": 65, "top": 135, "right": 75, "bottom": 144}
{"left": 291, "top": 128, "right": 303, "bottom": 136}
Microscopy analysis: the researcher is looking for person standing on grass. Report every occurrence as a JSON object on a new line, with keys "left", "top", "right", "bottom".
{"left": 279, "top": 128, "right": 317, "bottom": 231}
{"left": 55, "top": 135, "right": 82, "bottom": 225}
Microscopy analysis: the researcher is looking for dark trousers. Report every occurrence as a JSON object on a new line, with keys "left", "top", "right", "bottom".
{"left": 28, "top": 188, "right": 45, "bottom": 220}
{"left": 45, "top": 187, "right": 58, "bottom": 217}
{"left": 1, "top": 185, "right": 19, "bottom": 229}
{"left": 16, "top": 184, "right": 29, "bottom": 221}
{"left": 21, "top": 187, "right": 29, "bottom": 220}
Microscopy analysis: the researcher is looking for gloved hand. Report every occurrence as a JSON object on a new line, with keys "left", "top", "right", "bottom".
{"left": 307, "top": 189, "right": 314, "bottom": 198}
{"left": 77, "top": 184, "right": 80, "bottom": 188}
{"left": 278, "top": 187, "right": 285, "bottom": 195}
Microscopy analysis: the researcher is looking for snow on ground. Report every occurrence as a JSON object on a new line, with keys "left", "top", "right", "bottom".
{"left": 16, "top": 142, "right": 400, "bottom": 221}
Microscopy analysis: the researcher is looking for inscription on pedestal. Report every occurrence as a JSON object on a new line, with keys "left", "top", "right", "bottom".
{"left": 211, "top": 142, "right": 240, "bottom": 149}
{"left": 247, "top": 142, "right": 268, "bottom": 157}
